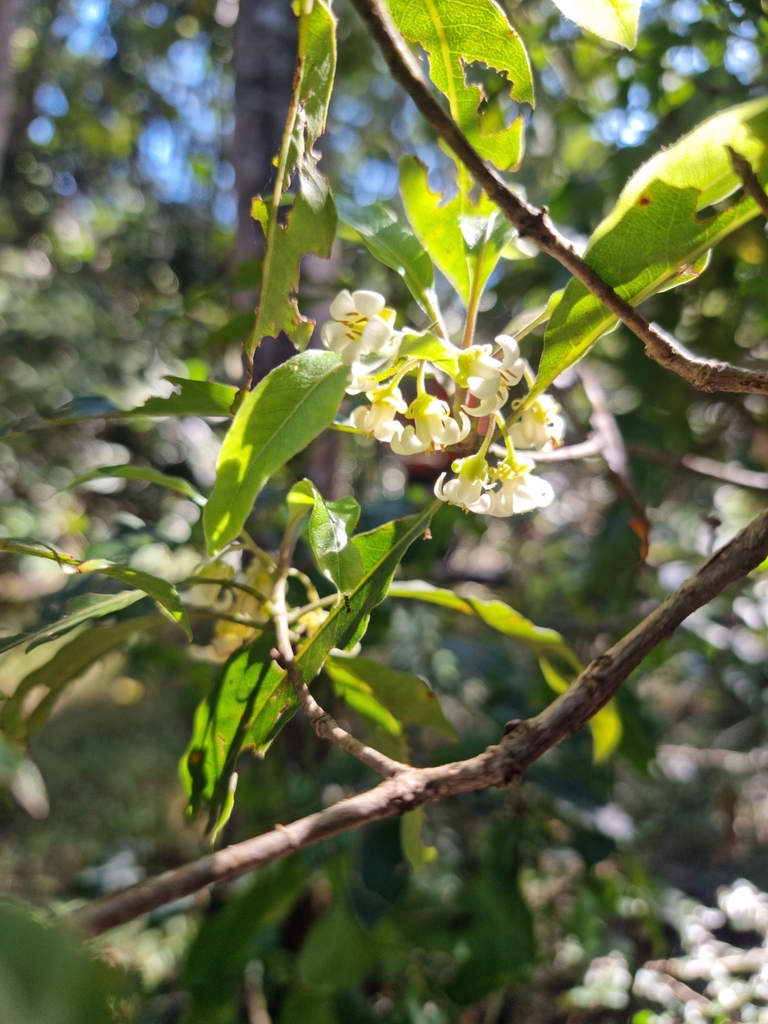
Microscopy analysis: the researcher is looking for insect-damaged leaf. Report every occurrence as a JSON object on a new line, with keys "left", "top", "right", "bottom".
{"left": 387, "top": 0, "right": 533, "bottom": 171}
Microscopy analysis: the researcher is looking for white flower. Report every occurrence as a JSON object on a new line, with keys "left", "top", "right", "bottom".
{"left": 510, "top": 394, "right": 565, "bottom": 452}
{"left": 459, "top": 335, "right": 526, "bottom": 417}
{"left": 486, "top": 458, "right": 554, "bottom": 517}
{"left": 321, "top": 289, "right": 399, "bottom": 372}
{"left": 389, "top": 393, "right": 470, "bottom": 455}
{"left": 349, "top": 383, "right": 407, "bottom": 442}
{"left": 434, "top": 454, "right": 492, "bottom": 513}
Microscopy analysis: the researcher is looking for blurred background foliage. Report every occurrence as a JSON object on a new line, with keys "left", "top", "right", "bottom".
{"left": 3, "top": 0, "right": 768, "bottom": 1020}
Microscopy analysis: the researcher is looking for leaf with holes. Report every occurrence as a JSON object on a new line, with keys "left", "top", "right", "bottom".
{"left": 387, "top": 0, "right": 533, "bottom": 170}
{"left": 534, "top": 98, "right": 768, "bottom": 397}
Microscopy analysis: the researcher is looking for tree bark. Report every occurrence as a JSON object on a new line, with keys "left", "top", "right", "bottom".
{"left": 0, "top": 0, "right": 22, "bottom": 173}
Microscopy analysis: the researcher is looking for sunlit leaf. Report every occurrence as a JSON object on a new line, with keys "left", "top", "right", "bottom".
{"left": 325, "top": 654, "right": 456, "bottom": 739}
{"left": 401, "top": 807, "right": 438, "bottom": 870}
{"left": 336, "top": 196, "right": 441, "bottom": 323}
{"left": 535, "top": 98, "right": 768, "bottom": 396}
{"left": 130, "top": 375, "right": 238, "bottom": 417}
{"left": 250, "top": 163, "right": 338, "bottom": 351}
{"left": 386, "top": 579, "right": 580, "bottom": 669}
{"left": 400, "top": 157, "right": 533, "bottom": 306}
{"left": 550, "top": 0, "right": 640, "bottom": 48}
{"left": 70, "top": 464, "right": 205, "bottom": 504}
{"left": 77, "top": 563, "right": 191, "bottom": 640}
{"left": 291, "top": 480, "right": 364, "bottom": 596}
{"left": 387, "top": 0, "right": 533, "bottom": 170}
{"left": 539, "top": 658, "right": 622, "bottom": 763}
{"left": 204, "top": 351, "right": 349, "bottom": 554}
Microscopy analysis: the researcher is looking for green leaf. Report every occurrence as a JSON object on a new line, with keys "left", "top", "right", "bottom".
{"left": 284, "top": 0, "right": 337, "bottom": 184}
{"left": 539, "top": 658, "right": 622, "bottom": 763}
{"left": 0, "top": 903, "right": 125, "bottom": 1024}
{"left": 130, "top": 375, "right": 238, "bottom": 417}
{"left": 251, "top": 163, "right": 337, "bottom": 351}
{"left": 386, "top": 579, "right": 580, "bottom": 669}
{"left": 335, "top": 196, "right": 441, "bottom": 323}
{"left": 535, "top": 98, "right": 768, "bottom": 396}
{"left": 298, "top": 904, "right": 378, "bottom": 992}
{"left": 183, "top": 504, "right": 437, "bottom": 823}
{"left": 77, "top": 563, "right": 192, "bottom": 640}
{"left": 69, "top": 464, "right": 205, "bottom": 504}
{"left": 181, "top": 858, "right": 306, "bottom": 1018}
{"left": 0, "top": 589, "right": 146, "bottom": 656}
{"left": 387, "top": 0, "right": 533, "bottom": 170}
{"left": 398, "top": 330, "right": 460, "bottom": 375}
{"left": 400, "top": 156, "right": 532, "bottom": 306}
{"left": 325, "top": 655, "right": 456, "bottom": 739}
{"left": 300, "top": 481, "right": 365, "bottom": 596}
{"left": 401, "top": 807, "right": 438, "bottom": 869}
{"left": 550, "top": 0, "right": 640, "bottom": 48}
{"left": 204, "top": 351, "right": 349, "bottom": 554}
{"left": 1, "top": 616, "right": 163, "bottom": 741}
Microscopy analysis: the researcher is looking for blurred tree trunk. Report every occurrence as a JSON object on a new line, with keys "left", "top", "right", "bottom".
{"left": 0, "top": 0, "right": 22, "bottom": 172}
{"left": 232, "top": 0, "right": 299, "bottom": 382}
{"left": 233, "top": 0, "right": 296, "bottom": 267}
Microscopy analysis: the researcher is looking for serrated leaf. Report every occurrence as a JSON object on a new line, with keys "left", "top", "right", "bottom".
{"left": 386, "top": 579, "right": 580, "bottom": 669}
{"left": 285, "top": 0, "right": 337, "bottom": 183}
{"left": 325, "top": 654, "right": 456, "bottom": 739}
{"left": 0, "top": 590, "right": 146, "bottom": 656}
{"left": 251, "top": 164, "right": 337, "bottom": 350}
{"left": 387, "top": 0, "right": 533, "bottom": 170}
{"left": 550, "top": 0, "right": 640, "bottom": 48}
{"left": 335, "top": 196, "right": 441, "bottom": 323}
{"left": 70, "top": 464, "right": 205, "bottom": 504}
{"left": 539, "top": 658, "right": 622, "bottom": 763}
{"left": 294, "top": 480, "right": 364, "bottom": 596}
{"left": 182, "top": 504, "right": 437, "bottom": 824}
{"left": 130, "top": 376, "right": 238, "bottom": 417}
{"left": 204, "top": 351, "right": 349, "bottom": 554}
{"left": 1, "top": 616, "right": 163, "bottom": 741}
{"left": 400, "top": 156, "right": 532, "bottom": 306}
{"left": 535, "top": 99, "right": 768, "bottom": 397}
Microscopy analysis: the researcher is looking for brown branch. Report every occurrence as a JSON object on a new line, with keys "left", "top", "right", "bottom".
{"left": 71, "top": 505, "right": 768, "bottom": 937}
{"left": 348, "top": 0, "right": 768, "bottom": 396}
{"left": 729, "top": 145, "right": 768, "bottom": 220}
{"left": 270, "top": 572, "right": 405, "bottom": 779}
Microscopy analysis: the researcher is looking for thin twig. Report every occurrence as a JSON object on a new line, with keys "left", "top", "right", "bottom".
{"left": 348, "top": 0, "right": 768, "bottom": 396}
{"left": 492, "top": 439, "right": 768, "bottom": 491}
{"left": 270, "top": 536, "right": 405, "bottom": 774}
{"left": 728, "top": 145, "right": 768, "bottom": 219}
{"left": 71, "top": 504, "right": 768, "bottom": 936}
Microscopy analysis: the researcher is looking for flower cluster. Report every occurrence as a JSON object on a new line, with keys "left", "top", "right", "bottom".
{"left": 321, "top": 289, "right": 565, "bottom": 518}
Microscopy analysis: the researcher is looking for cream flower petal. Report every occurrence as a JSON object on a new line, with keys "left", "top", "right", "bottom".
{"left": 351, "top": 290, "right": 386, "bottom": 318}
{"left": 329, "top": 289, "right": 356, "bottom": 320}
{"left": 359, "top": 316, "right": 392, "bottom": 352}
{"left": 391, "top": 425, "right": 429, "bottom": 455}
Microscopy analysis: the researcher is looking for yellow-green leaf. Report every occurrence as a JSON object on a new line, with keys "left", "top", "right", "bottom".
{"left": 550, "top": 0, "right": 640, "bottom": 49}
{"left": 539, "top": 658, "right": 622, "bottom": 763}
